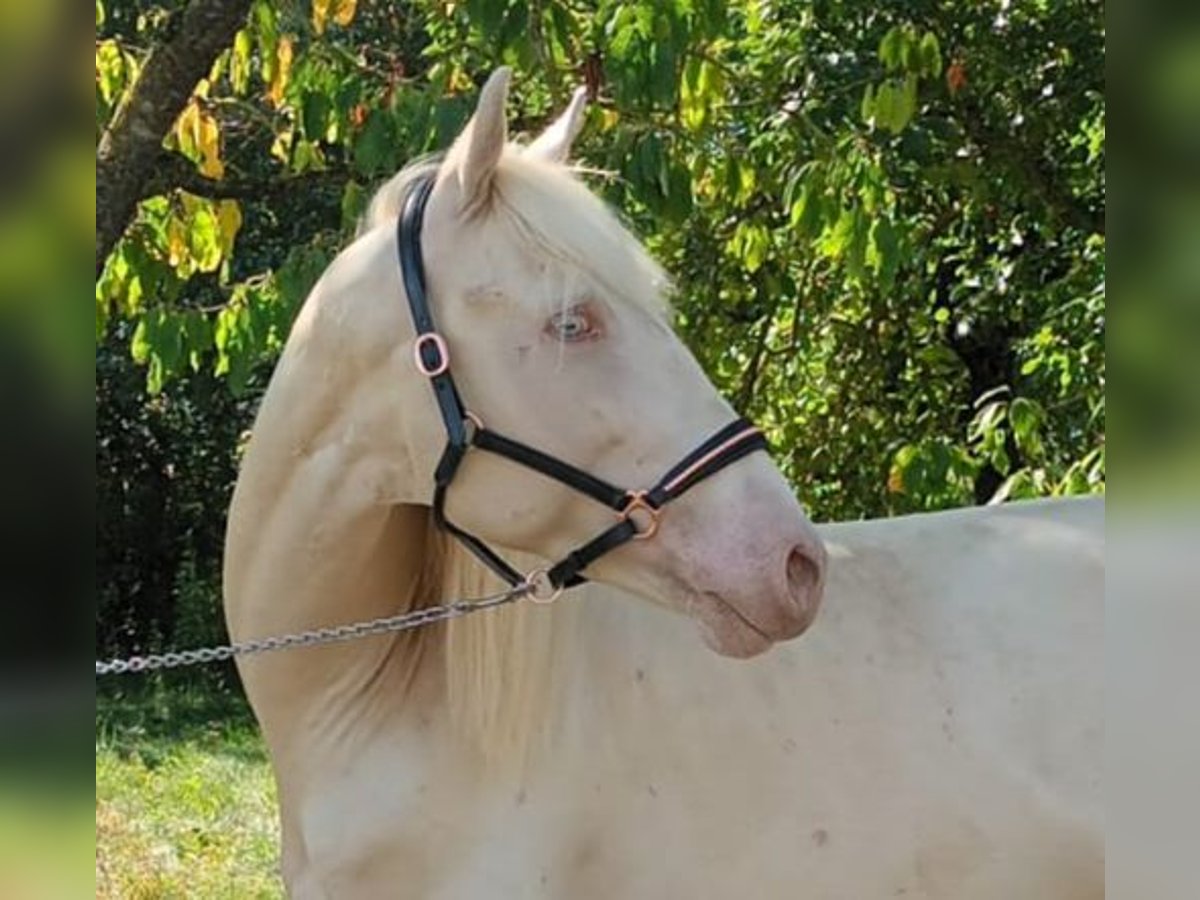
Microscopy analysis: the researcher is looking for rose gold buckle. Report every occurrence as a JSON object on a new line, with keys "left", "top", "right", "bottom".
{"left": 413, "top": 332, "right": 450, "bottom": 377}
{"left": 619, "top": 490, "right": 660, "bottom": 540}
{"left": 524, "top": 567, "right": 563, "bottom": 605}
{"left": 463, "top": 410, "right": 484, "bottom": 441}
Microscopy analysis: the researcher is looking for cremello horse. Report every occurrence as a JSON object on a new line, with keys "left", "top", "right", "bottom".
{"left": 225, "top": 69, "right": 1103, "bottom": 899}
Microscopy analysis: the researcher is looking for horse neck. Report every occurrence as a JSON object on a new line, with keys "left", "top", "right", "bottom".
{"left": 219, "top": 274, "right": 582, "bottom": 771}
{"left": 221, "top": 265, "right": 447, "bottom": 727}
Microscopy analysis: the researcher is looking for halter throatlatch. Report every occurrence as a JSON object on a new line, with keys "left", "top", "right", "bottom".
{"left": 397, "top": 173, "right": 768, "bottom": 598}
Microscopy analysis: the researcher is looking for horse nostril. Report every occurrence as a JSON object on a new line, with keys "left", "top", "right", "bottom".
{"left": 785, "top": 547, "right": 824, "bottom": 630}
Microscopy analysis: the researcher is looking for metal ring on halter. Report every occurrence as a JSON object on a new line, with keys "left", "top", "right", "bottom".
{"left": 524, "top": 567, "right": 563, "bottom": 604}
{"left": 413, "top": 332, "right": 450, "bottom": 377}
{"left": 619, "top": 490, "right": 661, "bottom": 540}
{"left": 463, "top": 410, "right": 484, "bottom": 441}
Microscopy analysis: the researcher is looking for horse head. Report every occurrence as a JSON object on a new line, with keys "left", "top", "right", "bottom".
{"left": 380, "top": 68, "right": 825, "bottom": 658}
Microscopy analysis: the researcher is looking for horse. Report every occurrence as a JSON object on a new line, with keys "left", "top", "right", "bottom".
{"left": 224, "top": 68, "right": 1103, "bottom": 898}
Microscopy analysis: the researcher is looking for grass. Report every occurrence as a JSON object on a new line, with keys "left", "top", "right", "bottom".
{"left": 96, "top": 677, "right": 283, "bottom": 898}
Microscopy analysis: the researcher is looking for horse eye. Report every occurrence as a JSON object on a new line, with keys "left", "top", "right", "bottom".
{"left": 546, "top": 306, "right": 599, "bottom": 343}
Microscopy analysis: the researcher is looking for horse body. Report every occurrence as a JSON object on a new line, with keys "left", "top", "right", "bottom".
{"left": 225, "top": 69, "right": 1103, "bottom": 898}
{"left": 232, "top": 492, "right": 1101, "bottom": 899}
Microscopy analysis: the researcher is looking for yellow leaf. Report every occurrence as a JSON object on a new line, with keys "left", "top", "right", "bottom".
{"left": 167, "top": 215, "right": 188, "bottom": 268}
{"left": 95, "top": 40, "right": 126, "bottom": 104}
{"left": 174, "top": 99, "right": 200, "bottom": 158}
{"left": 216, "top": 200, "right": 243, "bottom": 257}
{"left": 268, "top": 36, "right": 294, "bottom": 107}
{"left": 448, "top": 65, "right": 473, "bottom": 92}
{"left": 270, "top": 128, "right": 294, "bottom": 164}
{"left": 198, "top": 112, "right": 224, "bottom": 179}
{"left": 312, "top": 0, "right": 331, "bottom": 34}
{"left": 333, "top": 0, "right": 357, "bottom": 26}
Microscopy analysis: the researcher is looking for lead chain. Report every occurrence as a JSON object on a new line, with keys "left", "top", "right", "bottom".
{"left": 95, "top": 584, "right": 531, "bottom": 676}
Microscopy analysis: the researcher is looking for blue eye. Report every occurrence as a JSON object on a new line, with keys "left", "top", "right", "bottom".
{"left": 547, "top": 306, "right": 599, "bottom": 342}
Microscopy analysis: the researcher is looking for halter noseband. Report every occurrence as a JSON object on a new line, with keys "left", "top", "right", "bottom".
{"left": 397, "top": 173, "right": 768, "bottom": 601}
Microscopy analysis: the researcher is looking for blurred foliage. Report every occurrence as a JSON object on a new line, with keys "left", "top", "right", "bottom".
{"left": 96, "top": 0, "right": 1105, "bottom": 655}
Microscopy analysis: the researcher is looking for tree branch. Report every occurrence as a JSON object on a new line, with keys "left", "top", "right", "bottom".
{"left": 96, "top": 0, "right": 252, "bottom": 277}
{"left": 735, "top": 290, "right": 781, "bottom": 411}
{"left": 140, "top": 153, "right": 352, "bottom": 202}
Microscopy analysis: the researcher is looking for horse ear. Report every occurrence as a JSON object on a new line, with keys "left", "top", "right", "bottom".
{"left": 446, "top": 67, "right": 511, "bottom": 211}
{"left": 525, "top": 86, "right": 588, "bottom": 163}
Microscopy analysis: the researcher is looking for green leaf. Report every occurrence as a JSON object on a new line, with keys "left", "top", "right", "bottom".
{"left": 181, "top": 310, "right": 214, "bottom": 372}
{"left": 889, "top": 440, "right": 977, "bottom": 508}
{"left": 130, "top": 318, "right": 151, "bottom": 364}
{"left": 878, "top": 75, "right": 918, "bottom": 134}
{"left": 899, "top": 32, "right": 915, "bottom": 71}
{"left": 609, "top": 21, "right": 638, "bottom": 61}
{"left": 467, "top": 0, "right": 509, "bottom": 39}
{"left": 276, "top": 245, "right": 329, "bottom": 314}
{"left": 991, "top": 440, "right": 1012, "bottom": 475}
{"left": 352, "top": 109, "right": 395, "bottom": 175}
{"left": 214, "top": 300, "right": 255, "bottom": 396}
{"left": 867, "top": 218, "right": 900, "bottom": 286}
{"left": 253, "top": 0, "right": 279, "bottom": 85}
{"left": 231, "top": 29, "right": 252, "bottom": 94}
{"left": 788, "top": 175, "right": 826, "bottom": 238}
{"left": 292, "top": 140, "right": 325, "bottom": 173}
{"left": 1009, "top": 397, "right": 1045, "bottom": 457}
{"left": 730, "top": 221, "right": 770, "bottom": 273}
{"left": 649, "top": 40, "right": 679, "bottom": 108}
{"left": 156, "top": 312, "right": 184, "bottom": 376}
{"left": 432, "top": 96, "right": 470, "bottom": 148}
{"left": 632, "top": 132, "right": 668, "bottom": 205}
{"left": 972, "top": 399, "right": 1007, "bottom": 440}
{"left": 860, "top": 84, "right": 875, "bottom": 123}
{"left": 183, "top": 198, "right": 222, "bottom": 272}
{"left": 879, "top": 27, "right": 904, "bottom": 72}
{"left": 340, "top": 181, "right": 366, "bottom": 232}
{"left": 129, "top": 308, "right": 184, "bottom": 394}
{"left": 663, "top": 161, "right": 693, "bottom": 224}
{"left": 919, "top": 33, "right": 943, "bottom": 79}
{"left": 680, "top": 58, "right": 711, "bottom": 131}
{"left": 845, "top": 209, "right": 869, "bottom": 278}
{"left": 302, "top": 92, "right": 331, "bottom": 141}
{"left": 872, "top": 80, "right": 897, "bottom": 131}
{"left": 147, "top": 355, "right": 165, "bottom": 396}
{"left": 722, "top": 156, "right": 757, "bottom": 205}
{"left": 789, "top": 185, "right": 810, "bottom": 227}
{"left": 818, "top": 208, "right": 855, "bottom": 260}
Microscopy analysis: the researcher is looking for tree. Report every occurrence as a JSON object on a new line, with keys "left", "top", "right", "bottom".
{"left": 96, "top": 0, "right": 254, "bottom": 275}
{"left": 96, "top": 0, "right": 1104, "bottom": 654}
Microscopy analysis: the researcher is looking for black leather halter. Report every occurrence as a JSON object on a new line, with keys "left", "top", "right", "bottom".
{"left": 397, "top": 172, "right": 768, "bottom": 600}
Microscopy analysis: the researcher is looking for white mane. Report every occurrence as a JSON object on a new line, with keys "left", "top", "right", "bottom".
{"left": 359, "top": 149, "right": 672, "bottom": 322}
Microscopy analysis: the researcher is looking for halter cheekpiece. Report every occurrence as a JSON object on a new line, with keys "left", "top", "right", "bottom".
{"left": 397, "top": 172, "right": 768, "bottom": 600}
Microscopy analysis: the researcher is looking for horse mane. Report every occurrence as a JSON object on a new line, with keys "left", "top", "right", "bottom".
{"left": 387, "top": 510, "right": 580, "bottom": 772}
{"left": 359, "top": 148, "right": 672, "bottom": 321}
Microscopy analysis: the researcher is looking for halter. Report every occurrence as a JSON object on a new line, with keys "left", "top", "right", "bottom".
{"left": 397, "top": 173, "right": 768, "bottom": 601}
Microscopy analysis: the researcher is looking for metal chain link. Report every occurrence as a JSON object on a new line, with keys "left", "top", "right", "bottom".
{"left": 95, "top": 583, "right": 532, "bottom": 676}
